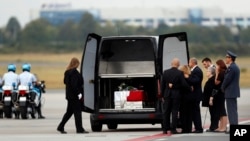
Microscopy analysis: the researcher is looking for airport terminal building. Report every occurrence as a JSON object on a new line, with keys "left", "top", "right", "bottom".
{"left": 37, "top": 4, "right": 250, "bottom": 28}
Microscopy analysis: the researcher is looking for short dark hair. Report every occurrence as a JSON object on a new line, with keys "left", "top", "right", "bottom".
{"left": 202, "top": 57, "right": 212, "bottom": 63}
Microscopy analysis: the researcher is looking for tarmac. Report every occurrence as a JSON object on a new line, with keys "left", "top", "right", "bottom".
{"left": 0, "top": 88, "right": 249, "bottom": 141}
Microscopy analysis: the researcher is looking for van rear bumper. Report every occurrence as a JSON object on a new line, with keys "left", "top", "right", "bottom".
{"left": 90, "top": 112, "right": 162, "bottom": 124}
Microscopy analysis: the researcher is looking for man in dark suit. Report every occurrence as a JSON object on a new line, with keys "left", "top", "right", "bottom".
{"left": 187, "top": 57, "right": 204, "bottom": 133}
{"left": 161, "top": 58, "right": 191, "bottom": 134}
{"left": 221, "top": 51, "right": 240, "bottom": 133}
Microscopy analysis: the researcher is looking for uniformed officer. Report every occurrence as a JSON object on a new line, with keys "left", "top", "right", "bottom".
{"left": 221, "top": 50, "right": 240, "bottom": 133}
{"left": 1, "top": 64, "right": 19, "bottom": 118}
{"left": 2, "top": 64, "right": 19, "bottom": 87}
{"left": 19, "top": 63, "right": 45, "bottom": 119}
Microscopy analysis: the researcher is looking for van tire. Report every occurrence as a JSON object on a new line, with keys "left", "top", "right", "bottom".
{"left": 107, "top": 123, "right": 118, "bottom": 129}
{"left": 90, "top": 119, "right": 102, "bottom": 132}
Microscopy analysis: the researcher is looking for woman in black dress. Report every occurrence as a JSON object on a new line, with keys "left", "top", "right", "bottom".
{"left": 214, "top": 59, "right": 228, "bottom": 132}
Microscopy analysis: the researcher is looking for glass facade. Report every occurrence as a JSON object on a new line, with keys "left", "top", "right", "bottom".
{"left": 40, "top": 10, "right": 100, "bottom": 26}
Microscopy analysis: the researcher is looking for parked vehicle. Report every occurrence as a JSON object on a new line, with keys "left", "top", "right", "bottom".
{"left": 81, "top": 32, "right": 190, "bottom": 131}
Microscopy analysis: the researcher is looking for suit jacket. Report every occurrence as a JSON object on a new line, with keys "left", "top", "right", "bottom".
{"left": 221, "top": 62, "right": 240, "bottom": 98}
{"left": 64, "top": 68, "right": 83, "bottom": 100}
{"left": 187, "top": 66, "right": 203, "bottom": 101}
{"left": 161, "top": 67, "right": 191, "bottom": 99}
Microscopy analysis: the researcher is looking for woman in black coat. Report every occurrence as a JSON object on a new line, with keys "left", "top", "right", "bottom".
{"left": 202, "top": 66, "right": 220, "bottom": 132}
{"left": 57, "top": 57, "right": 88, "bottom": 134}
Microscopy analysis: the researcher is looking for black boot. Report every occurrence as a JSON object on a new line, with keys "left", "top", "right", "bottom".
{"left": 0, "top": 112, "right": 3, "bottom": 119}
{"left": 37, "top": 105, "right": 45, "bottom": 119}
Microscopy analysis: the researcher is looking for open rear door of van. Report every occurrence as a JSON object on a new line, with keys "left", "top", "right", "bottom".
{"left": 158, "top": 32, "right": 190, "bottom": 73}
{"left": 81, "top": 33, "right": 101, "bottom": 113}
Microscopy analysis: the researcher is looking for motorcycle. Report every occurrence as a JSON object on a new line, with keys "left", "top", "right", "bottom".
{"left": 0, "top": 88, "right": 3, "bottom": 118}
{"left": 16, "top": 81, "right": 46, "bottom": 119}
{"left": 17, "top": 84, "right": 38, "bottom": 119}
{"left": 1, "top": 84, "right": 18, "bottom": 118}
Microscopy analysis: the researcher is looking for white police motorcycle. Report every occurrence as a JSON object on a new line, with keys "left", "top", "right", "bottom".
{"left": 1, "top": 84, "right": 18, "bottom": 118}
{"left": 17, "top": 83, "right": 38, "bottom": 119}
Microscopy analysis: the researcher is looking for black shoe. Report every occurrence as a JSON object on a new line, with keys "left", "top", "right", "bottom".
{"left": 57, "top": 128, "right": 67, "bottom": 134}
{"left": 206, "top": 129, "right": 215, "bottom": 132}
{"left": 38, "top": 115, "right": 45, "bottom": 119}
{"left": 31, "top": 114, "right": 36, "bottom": 119}
{"left": 192, "top": 130, "right": 203, "bottom": 133}
{"left": 171, "top": 130, "right": 180, "bottom": 134}
{"left": 181, "top": 130, "right": 191, "bottom": 134}
{"left": 77, "top": 130, "right": 89, "bottom": 134}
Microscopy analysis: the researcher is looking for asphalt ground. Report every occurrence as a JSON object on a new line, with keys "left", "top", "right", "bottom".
{"left": 0, "top": 89, "right": 249, "bottom": 141}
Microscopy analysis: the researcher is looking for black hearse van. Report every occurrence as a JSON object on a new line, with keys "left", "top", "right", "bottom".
{"left": 81, "top": 32, "right": 189, "bottom": 132}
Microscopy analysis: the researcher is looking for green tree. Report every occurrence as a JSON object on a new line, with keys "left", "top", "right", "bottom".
{"left": 58, "top": 20, "right": 78, "bottom": 42}
{"left": 77, "top": 12, "right": 98, "bottom": 41}
{"left": 5, "top": 17, "right": 21, "bottom": 46}
{"left": 21, "top": 19, "right": 57, "bottom": 45}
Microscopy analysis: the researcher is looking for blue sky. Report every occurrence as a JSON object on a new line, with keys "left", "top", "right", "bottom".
{"left": 0, "top": 0, "right": 249, "bottom": 28}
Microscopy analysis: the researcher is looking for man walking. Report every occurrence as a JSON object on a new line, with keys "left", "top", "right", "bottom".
{"left": 221, "top": 51, "right": 240, "bottom": 133}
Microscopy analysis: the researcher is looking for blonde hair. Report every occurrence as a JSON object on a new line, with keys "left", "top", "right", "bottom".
{"left": 179, "top": 65, "right": 191, "bottom": 75}
{"left": 66, "top": 57, "right": 80, "bottom": 70}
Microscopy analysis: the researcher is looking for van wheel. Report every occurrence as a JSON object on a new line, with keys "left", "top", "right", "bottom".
{"left": 90, "top": 119, "right": 102, "bottom": 132}
{"left": 107, "top": 123, "right": 118, "bottom": 130}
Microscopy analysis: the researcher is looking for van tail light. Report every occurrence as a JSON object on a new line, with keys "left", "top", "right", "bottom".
{"left": 98, "top": 114, "right": 104, "bottom": 119}
{"left": 149, "top": 114, "right": 155, "bottom": 119}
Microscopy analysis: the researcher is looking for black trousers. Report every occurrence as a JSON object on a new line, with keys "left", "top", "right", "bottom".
{"left": 57, "top": 99, "right": 84, "bottom": 132}
{"left": 162, "top": 98, "right": 181, "bottom": 132}
{"left": 180, "top": 99, "right": 193, "bottom": 133}
{"left": 208, "top": 105, "right": 220, "bottom": 130}
{"left": 192, "top": 100, "right": 203, "bottom": 131}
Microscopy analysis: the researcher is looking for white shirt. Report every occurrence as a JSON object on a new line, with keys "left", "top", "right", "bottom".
{"left": 19, "top": 71, "right": 37, "bottom": 86}
{"left": 191, "top": 65, "right": 198, "bottom": 72}
{"left": 2, "top": 71, "right": 19, "bottom": 86}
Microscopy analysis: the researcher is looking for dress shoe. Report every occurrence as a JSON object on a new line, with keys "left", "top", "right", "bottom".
{"left": 181, "top": 130, "right": 191, "bottom": 134}
{"left": 57, "top": 128, "right": 67, "bottom": 134}
{"left": 77, "top": 130, "right": 89, "bottom": 134}
{"left": 38, "top": 115, "right": 45, "bottom": 119}
{"left": 163, "top": 131, "right": 172, "bottom": 135}
{"left": 192, "top": 130, "right": 203, "bottom": 133}
{"left": 206, "top": 129, "right": 215, "bottom": 132}
{"left": 171, "top": 130, "right": 180, "bottom": 134}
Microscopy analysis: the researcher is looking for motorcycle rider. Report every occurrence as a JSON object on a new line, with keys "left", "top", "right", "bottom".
{"left": 19, "top": 63, "right": 45, "bottom": 119}
{"left": 2, "top": 64, "right": 19, "bottom": 86}
{"left": 1, "top": 64, "right": 19, "bottom": 118}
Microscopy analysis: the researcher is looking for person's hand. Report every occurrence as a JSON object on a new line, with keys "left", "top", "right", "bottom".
{"left": 78, "top": 93, "right": 82, "bottom": 100}
{"left": 191, "top": 86, "right": 194, "bottom": 91}
{"left": 184, "top": 74, "right": 189, "bottom": 78}
{"left": 161, "top": 97, "right": 165, "bottom": 102}
{"left": 216, "top": 67, "right": 219, "bottom": 74}
{"left": 209, "top": 97, "right": 213, "bottom": 106}
{"left": 168, "top": 83, "right": 173, "bottom": 88}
